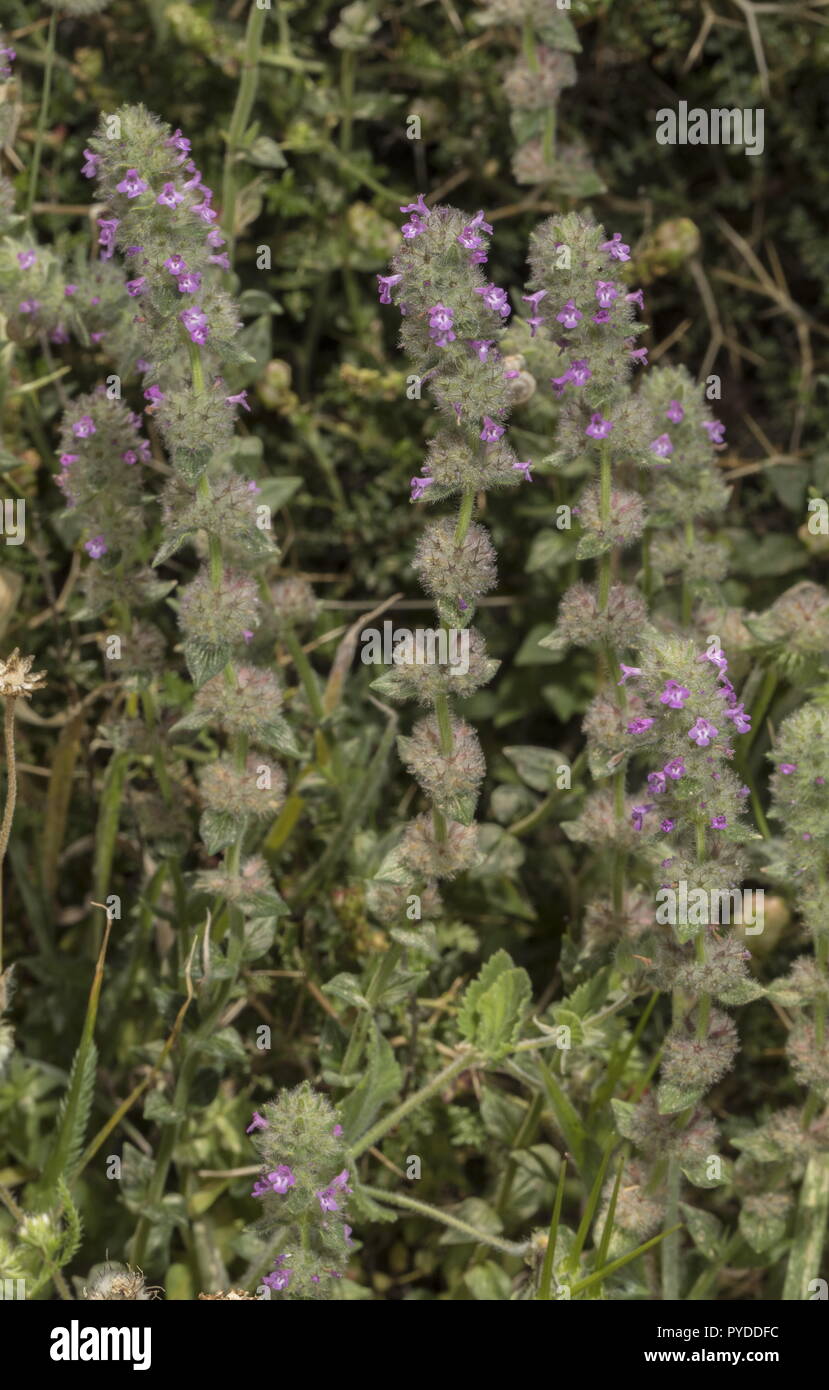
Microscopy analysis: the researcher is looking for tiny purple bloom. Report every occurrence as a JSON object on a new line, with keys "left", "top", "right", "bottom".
{"left": 703, "top": 419, "right": 726, "bottom": 445}
{"left": 585, "top": 413, "right": 613, "bottom": 440}
{"left": 116, "top": 169, "right": 149, "bottom": 199}
{"left": 480, "top": 415, "right": 505, "bottom": 443}
{"left": 627, "top": 717, "right": 655, "bottom": 734}
{"left": 617, "top": 664, "right": 641, "bottom": 685}
{"left": 377, "top": 273, "right": 402, "bottom": 305}
{"left": 650, "top": 433, "right": 674, "bottom": 458}
{"left": 648, "top": 771, "right": 667, "bottom": 794}
{"left": 157, "top": 182, "right": 184, "bottom": 208}
{"left": 84, "top": 535, "right": 107, "bottom": 559}
{"left": 664, "top": 757, "right": 686, "bottom": 780}
{"left": 688, "top": 718, "right": 718, "bottom": 747}
{"left": 81, "top": 149, "right": 100, "bottom": 178}
{"left": 660, "top": 818, "right": 676, "bottom": 833}
{"left": 666, "top": 400, "right": 685, "bottom": 423}
{"left": 710, "top": 815, "right": 728, "bottom": 829}
{"left": 246, "top": 1112, "right": 268, "bottom": 1133}
{"left": 595, "top": 280, "right": 618, "bottom": 309}
{"left": 512, "top": 460, "right": 533, "bottom": 482}
{"left": 72, "top": 415, "right": 96, "bottom": 439}
{"left": 600, "top": 232, "right": 631, "bottom": 262}
{"left": 659, "top": 679, "right": 690, "bottom": 709}
{"left": 17, "top": 250, "right": 36, "bottom": 270}
{"left": 556, "top": 299, "right": 582, "bottom": 328}
{"left": 779, "top": 763, "right": 797, "bottom": 774}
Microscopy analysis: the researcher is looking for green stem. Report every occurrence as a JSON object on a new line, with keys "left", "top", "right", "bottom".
{"left": 360, "top": 1183, "right": 530, "bottom": 1257}
{"left": 681, "top": 518, "right": 695, "bottom": 625}
{"left": 661, "top": 1157, "right": 682, "bottom": 1299}
{"left": 221, "top": 0, "right": 268, "bottom": 256}
{"left": 350, "top": 1051, "right": 479, "bottom": 1159}
{"left": 25, "top": 11, "right": 58, "bottom": 224}
{"left": 597, "top": 443, "right": 612, "bottom": 613}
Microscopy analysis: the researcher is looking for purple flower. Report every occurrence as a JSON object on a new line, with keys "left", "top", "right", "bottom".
{"left": 595, "top": 280, "right": 618, "bottom": 309}
{"left": 122, "top": 450, "right": 137, "bottom": 465}
{"left": 400, "top": 194, "right": 430, "bottom": 219}
{"left": 331, "top": 1169, "right": 352, "bottom": 1192}
{"left": 377, "top": 273, "right": 402, "bottom": 305}
{"left": 18, "top": 299, "right": 40, "bottom": 315}
{"left": 242, "top": 629, "right": 254, "bottom": 644}
{"left": 585, "top": 413, "right": 613, "bottom": 440}
{"left": 617, "top": 664, "right": 641, "bottom": 685}
{"left": 631, "top": 804, "right": 654, "bottom": 832}
{"left": 569, "top": 358, "right": 592, "bottom": 386}
{"left": 317, "top": 1187, "right": 340, "bottom": 1213}
{"left": 164, "top": 255, "right": 188, "bottom": 276}
{"left": 72, "top": 415, "right": 96, "bottom": 439}
{"left": 629, "top": 347, "right": 648, "bottom": 365}
{"left": 475, "top": 283, "right": 511, "bottom": 318}
{"left": 592, "top": 310, "right": 611, "bottom": 325}
{"left": 177, "top": 272, "right": 202, "bottom": 293}
{"left": 333, "top": 1124, "right": 344, "bottom": 1137}
{"left": 207, "top": 228, "right": 226, "bottom": 248}
{"left": 116, "top": 168, "right": 149, "bottom": 199}
{"left": 688, "top": 718, "right": 718, "bottom": 747}
{"left": 724, "top": 703, "right": 751, "bottom": 734}
{"left": 710, "top": 814, "right": 728, "bottom": 829}
{"left": 428, "top": 302, "right": 455, "bottom": 346}
{"left": 647, "top": 771, "right": 667, "bottom": 794}
{"left": 600, "top": 232, "right": 631, "bottom": 261}
{"left": 626, "top": 289, "right": 645, "bottom": 310}
{"left": 246, "top": 1111, "right": 268, "bottom": 1133}
{"left": 480, "top": 415, "right": 505, "bottom": 443}
{"left": 697, "top": 647, "right": 728, "bottom": 676}
{"left": 703, "top": 419, "right": 726, "bottom": 445}
{"left": 226, "top": 390, "right": 251, "bottom": 412}
{"left": 666, "top": 400, "right": 685, "bottom": 423}
{"left": 157, "top": 182, "right": 184, "bottom": 208}
{"left": 556, "top": 299, "right": 582, "bottom": 328}
{"left": 64, "top": 284, "right": 77, "bottom": 297}
{"left": 209, "top": 252, "right": 231, "bottom": 270}
{"left": 180, "top": 306, "right": 206, "bottom": 331}
{"left": 522, "top": 290, "right": 547, "bottom": 311}
{"left": 84, "top": 535, "right": 107, "bottom": 559}
{"left": 192, "top": 197, "right": 217, "bottom": 224}
{"left": 512, "top": 459, "right": 533, "bottom": 482}
{"left": 263, "top": 1268, "right": 292, "bottom": 1292}
{"left": 81, "top": 149, "right": 100, "bottom": 179}
{"left": 144, "top": 385, "right": 164, "bottom": 405}
{"left": 650, "top": 433, "right": 674, "bottom": 458}
{"left": 252, "top": 1165, "right": 296, "bottom": 1198}
{"left": 410, "top": 476, "right": 433, "bottom": 501}
{"left": 165, "top": 127, "right": 192, "bottom": 160}
{"left": 97, "top": 217, "right": 119, "bottom": 260}
{"left": 664, "top": 757, "right": 685, "bottom": 780}
{"left": 469, "top": 339, "right": 495, "bottom": 363}
{"left": 779, "top": 763, "right": 798, "bottom": 775}
{"left": 659, "top": 679, "right": 690, "bottom": 709}
{"left": 627, "top": 717, "right": 655, "bottom": 734}
{"left": 126, "top": 278, "right": 146, "bottom": 297}
{"left": 60, "top": 453, "right": 79, "bottom": 467}
{"left": 17, "top": 250, "right": 36, "bottom": 270}
{"left": 457, "top": 211, "right": 492, "bottom": 250}
{"left": 660, "top": 818, "right": 676, "bottom": 833}
{"left": 344, "top": 1225, "right": 354, "bottom": 1246}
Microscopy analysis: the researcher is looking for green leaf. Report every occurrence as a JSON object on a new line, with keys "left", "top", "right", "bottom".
{"left": 438, "top": 1198, "right": 502, "bottom": 1246}
{"left": 322, "top": 973, "right": 370, "bottom": 1012}
{"left": 465, "top": 1261, "right": 512, "bottom": 1300}
{"left": 258, "top": 716, "right": 301, "bottom": 757}
{"left": 681, "top": 1203, "right": 723, "bottom": 1260}
{"left": 657, "top": 1079, "right": 704, "bottom": 1115}
{"left": 340, "top": 1028, "right": 402, "bottom": 1143}
{"left": 503, "top": 745, "right": 567, "bottom": 793}
{"left": 611, "top": 1099, "right": 638, "bottom": 1142}
{"left": 199, "top": 809, "right": 239, "bottom": 854}
{"left": 458, "top": 949, "right": 532, "bottom": 1060}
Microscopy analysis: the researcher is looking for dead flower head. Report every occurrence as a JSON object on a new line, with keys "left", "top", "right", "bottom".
{"left": 0, "top": 648, "right": 47, "bottom": 700}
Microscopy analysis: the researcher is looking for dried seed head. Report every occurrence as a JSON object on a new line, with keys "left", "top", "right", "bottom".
{"left": 179, "top": 568, "right": 260, "bottom": 650}
{"left": 503, "top": 48, "right": 577, "bottom": 110}
{"left": 547, "top": 582, "right": 648, "bottom": 654}
{"left": 412, "top": 519, "right": 497, "bottom": 605}
{"left": 199, "top": 754, "right": 286, "bottom": 820}
{"left": 271, "top": 577, "right": 320, "bottom": 630}
{"left": 400, "top": 812, "right": 479, "bottom": 879}
{"left": 787, "top": 1021, "right": 829, "bottom": 1092}
{"left": 377, "top": 627, "right": 498, "bottom": 705}
{"left": 662, "top": 1007, "right": 738, "bottom": 1096}
{"left": 84, "top": 1263, "right": 159, "bottom": 1300}
{"left": 193, "top": 665, "right": 283, "bottom": 736}
{"left": 198, "top": 1289, "right": 256, "bottom": 1300}
{"left": 0, "top": 648, "right": 46, "bottom": 699}
{"left": 398, "top": 715, "right": 486, "bottom": 811}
